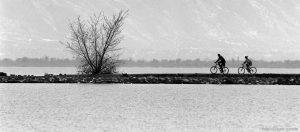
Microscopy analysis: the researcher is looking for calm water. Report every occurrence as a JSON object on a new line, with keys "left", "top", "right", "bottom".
{"left": 1, "top": 67, "right": 300, "bottom": 75}
{"left": 0, "top": 84, "right": 299, "bottom": 132}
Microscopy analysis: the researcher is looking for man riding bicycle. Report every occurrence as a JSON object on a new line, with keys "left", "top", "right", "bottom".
{"left": 243, "top": 56, "right": 252, "bottom": 72}
{"left": 215, "top": 54, "right": 226, "bottom": 73}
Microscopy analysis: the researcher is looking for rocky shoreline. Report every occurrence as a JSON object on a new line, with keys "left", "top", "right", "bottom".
{"left": 1, "top": 73, "right": 300, "bottom": 85}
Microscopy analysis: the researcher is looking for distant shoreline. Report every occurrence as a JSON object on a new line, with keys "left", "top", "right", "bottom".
{"left": 1, "top": 73, "right": 300, "bottom": 85}
{"left": 1, "top": 66, "right": 300, "bottom": 69}
{"left": 2, "top": 57, "right": 300, "bottom": 68}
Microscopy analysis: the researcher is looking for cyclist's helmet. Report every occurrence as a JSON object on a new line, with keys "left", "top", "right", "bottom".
{"left": 245, "top": 56, "right": 248, "bottom": 59}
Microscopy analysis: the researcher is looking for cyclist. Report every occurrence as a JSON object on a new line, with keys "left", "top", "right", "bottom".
{"left": 243, "top": 56, "right": 252, "bottom": 72}
{"left": 215, "top": 54, "right": 226, "bottom": 73}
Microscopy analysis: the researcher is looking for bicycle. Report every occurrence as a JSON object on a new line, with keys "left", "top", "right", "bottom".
{"left": 210, "top": 62, "right": 229, "bottom": 74}
{"left": 238, "top": 64, "right": 257, "bottom": 74}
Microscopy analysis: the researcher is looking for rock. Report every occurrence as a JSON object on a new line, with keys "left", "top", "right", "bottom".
{"left": 191, "top": 78, "right": 200, "bottom": 83}
{"left": 89, "top": 78, "right": 97, "bottom": 83}
{"left": 158, "top": 77, "right": 166, "bottom": 83}
{"left": 159, "top": 77, "right": 172, "bottom": 83}
{"left": 138, "top": 77, "right": 148, "bottom": 83}
{"left": 237, "top": 79, "right": 245, "bottom": 84}
{"left": 45, "top": 73, "right": 54, "bottom": 77}
{"left": 147, "top": 76, "right": 158, "bottom": 83}
{"left": 0, "top": 72, "right": 7, "bottom": 76}
{"left": 276, "top": 77, "right": 286, "bottom": 84}
{"left": 129, "top": 77, "right": 141, "bottom": 83}
{"left": 111, "top": 77, "right": 119, "bottom": 83}
{"left": 172, "top": 77, "right": 183, "bottom": 84}
{"left": 208, "top": 78, "right": 219, "bottom": 84}
{"left": 122, "top": 73, "right": 128, "bottom": 77}
{"left": 223, "top": 78, "right": 234, "bottom": 84}
{"left": 7, "top": 79, "right": 19, "bottom": 83}
{"left": 181, "top": 78, "right": 190, "bottom": 84}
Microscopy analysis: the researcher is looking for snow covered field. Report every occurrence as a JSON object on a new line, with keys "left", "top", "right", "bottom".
{"left": 0, "top": 84, "right": 299, "bottom": 132}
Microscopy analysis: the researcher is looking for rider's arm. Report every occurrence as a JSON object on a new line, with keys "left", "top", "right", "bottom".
{"left": 215, "top": 58, "right": 220, "bottom": 63}
{"left": 242, "top": 60, "right": 247, "bottom": 65}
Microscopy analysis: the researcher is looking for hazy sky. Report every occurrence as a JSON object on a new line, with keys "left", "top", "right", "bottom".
{"left": 1, "top": 0, "right": 300, "bottom": 61}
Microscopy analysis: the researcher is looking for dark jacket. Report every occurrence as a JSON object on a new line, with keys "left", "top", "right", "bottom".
{"left": 216, "top": 56, "right": 226, "bottom": 63}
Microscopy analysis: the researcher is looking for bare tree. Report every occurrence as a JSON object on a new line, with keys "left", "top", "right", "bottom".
{"left": 62, "top": 10, "right": 128, "bottom": 75}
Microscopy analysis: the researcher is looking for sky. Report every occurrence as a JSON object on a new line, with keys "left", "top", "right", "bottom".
{"left": 1, "top": 0, "right": 300, "bottom": 61}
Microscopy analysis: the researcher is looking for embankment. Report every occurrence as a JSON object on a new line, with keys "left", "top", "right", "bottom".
{"left": 1, "top": 73, "right": 300, "bottom": 85}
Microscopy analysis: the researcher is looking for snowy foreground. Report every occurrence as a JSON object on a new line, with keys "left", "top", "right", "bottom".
{"left": 0, "top": 84, "right": 299, "bottom": 132}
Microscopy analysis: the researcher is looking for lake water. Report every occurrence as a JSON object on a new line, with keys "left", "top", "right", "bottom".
{"left": 1, "top": 67, "right": 300, "bottom": 75}
{"left": 0, "top": 84, "right": 299, "bottom": 132}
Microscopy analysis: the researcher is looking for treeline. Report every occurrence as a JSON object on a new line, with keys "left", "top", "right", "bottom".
{"left": 122, "top": 59, "right": 300, "bottom": 68}
{"left": 1, "top": 57, "right": 300, "bottom": 68}
{"left": 0, "top": 57, "right": 78, "bottom": 67}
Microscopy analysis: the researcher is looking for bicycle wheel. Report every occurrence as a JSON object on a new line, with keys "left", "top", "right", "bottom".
{"left": 210, "top": 66, "right": 218, "bottom": 74}
{"left": 250, "top": 67, "right": 257, "bottom": 74}
{"left": 238, "top": 67, "right": 245, "bottom": 74}
{"left": 223, "top": 67, "right": 229, "bottom": 74}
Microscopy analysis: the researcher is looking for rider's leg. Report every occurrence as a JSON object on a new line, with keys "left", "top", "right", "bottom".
{"left": 222, "top": 63, "right": 226, "bottom": 73}
{"left": 219, "top": 62, "right": 224, "bottom": 73}
{"left": 217, "top": 62, "right": 221, "bottom": 72}
{"left": 246, "top": 64, "right": 250, "bottom": 72}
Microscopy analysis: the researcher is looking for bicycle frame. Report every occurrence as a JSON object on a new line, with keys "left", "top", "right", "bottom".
{"left": 238, "top": 64, "right": 257, "bottom": 74}
{"left": 211, "top": 62, "right": 229, "bottom": 74}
